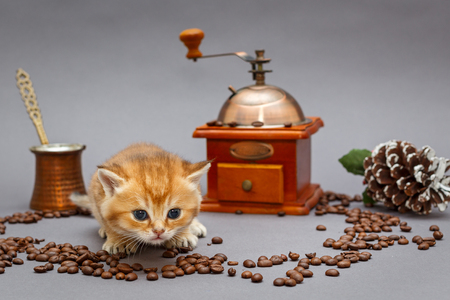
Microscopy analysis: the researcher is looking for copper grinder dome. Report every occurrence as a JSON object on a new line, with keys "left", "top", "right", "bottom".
{"left": 216, "top": 50, "right": 310, "bottom": 128}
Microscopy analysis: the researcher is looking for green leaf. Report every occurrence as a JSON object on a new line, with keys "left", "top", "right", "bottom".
{"left": 362, "top": 188, "right": 376, "bottom": 204}
{"left": 338, "top": 149, "right": 371, "bottom": 176}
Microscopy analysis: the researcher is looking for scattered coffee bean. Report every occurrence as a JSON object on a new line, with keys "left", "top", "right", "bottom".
{"left": 277, "top": 211, "right": 286, "bottom": 217}
{"left": 290, "top": 271, "right": 304, "bottom": 283}
{"left": 0, "top": 267, "right": 4, "bottom": 274}
{"left": 316, "top": 225, "right": 326, "bottom": 231}
{"left": 257, "top": 259, "right": 273, "bottom": 267}
{"left": 300, "top": 269, "right": 313, "bottom": 278}
{"left": 144, "top": 267, "right": 158, "bottom": 273}
{"left": 211, "top": 237, "right": 223, "bottom": 244}
{"left": 285, "top": 278, "right": 297, "bottom": 287}
{"left": 228, "top": 268, "right": 236, "bottom": 276}
{"left": 146, "top": 272, "right": 158, "bottom": 281}
{"left": 337, "top": 260, "right": 351, "bottom": 268}
{"left": 398, "top": 238, "right": 409, "bottom": 245}
{"left": 67, "top": 266, "right": 79, "bottom": 274}
{"left": 93, "top": 268, "right": 104, "bottom": 276}
{"left": 125, "top": 273, "right": 138, "bottom": 281}
{"left": 228, "top": 261, "right": 238, "bottom": 266}
{"left": 57, "top": 266, "right": 68, "bottom": 273}
{"left": 210, "top": 265, "right": 224, "bottom": 274}
{"left": 197, "top": 266, "right": 210, "bottom": 274}
{"left": 243, "top": 259, "right": 256, "bottom": 268}
{"left": 325, "top": 269, "right": 339, "bottom": 277}
{"left": 162, "top": 251, "right": 176, "bottom": 258}
{"left": 273, "top": 278, "right": 285, "bottom": 286}
{"left": 251, "top": 273, "right": 263, "bottom": 283}
{"left": 433, "top": 231, "right": 443, "bottom": 240}
{"left": 12, "top": 258, "right": 23, "bottom": 265}
{"left": 45, "top": 262, "right": 54, "bottom": 271}
{"left": 116, "top": 272, "right": 126, "bottom": 280}
{"left": 288, "top": 252, "right": 300, "bottom": 261}
{"left": 235, "top": 210, "right": 243, "bottom": 215}
{"left": 131, "top": 263, "right": 143, "bottom": 271}
{"left": 400, "top": 226, "right": 412, "bottom": 232}
{"left": 82, "top": 266, "right": 94, "bottom": 275}
{"left": 34, "top": 265, "right": 47, "bottom": 273}
{"left": 429, "top": 225, "right": 440, "bottom": 231}
{"left": 162, "top": 271, "right": 176, "bottom": 278}
{"left": 241, "top": 271, "right": 252, "bottom": 278}
{"left": 101, "top": 271, "right": 113, "bottom": 279}
{"left": 418, "top": 242, "right": 430, "bottom": 250}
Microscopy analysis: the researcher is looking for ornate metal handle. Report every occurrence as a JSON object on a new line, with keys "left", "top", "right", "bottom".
{"left": 16, "top": 68, "right": 49, "bottom": 145}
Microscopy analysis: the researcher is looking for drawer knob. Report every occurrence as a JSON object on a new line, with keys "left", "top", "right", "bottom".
{"left": 242, "top": 180, "right": 252, "bottom": 192}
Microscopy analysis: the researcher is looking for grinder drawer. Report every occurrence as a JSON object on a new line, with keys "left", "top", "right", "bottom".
{"left": 217, "top": 163, "right": 284, "bottom": 204}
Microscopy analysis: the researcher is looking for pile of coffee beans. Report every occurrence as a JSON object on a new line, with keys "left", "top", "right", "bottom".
{"left": 316, "top": 191, "right": 444, "bottom": 252}
{"left": 0, "top": 207, "right": 91, "bottom": 235}
{"left": 0, "top": 190, "right": 445, "bottom": 288}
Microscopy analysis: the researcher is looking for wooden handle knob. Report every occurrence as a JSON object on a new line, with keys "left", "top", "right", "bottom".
{"left": 179, "top": 28, "right": 204, "bottom": 59}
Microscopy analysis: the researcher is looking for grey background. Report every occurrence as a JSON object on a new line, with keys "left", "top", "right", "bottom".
{"left": 0, "top": 0, "right": 449, "bottom": 299}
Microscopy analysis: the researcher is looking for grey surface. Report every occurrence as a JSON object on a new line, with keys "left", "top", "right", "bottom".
{"left": 0, "top": 0, "right": 449, "bottom": 299}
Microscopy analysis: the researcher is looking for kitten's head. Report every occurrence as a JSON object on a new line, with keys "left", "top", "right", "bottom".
{"left": 97, "top": 150, "right": 210, "bottom": 248}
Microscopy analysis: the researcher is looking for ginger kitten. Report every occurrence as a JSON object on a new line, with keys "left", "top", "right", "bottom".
{"left": 72, "top": 143, "right": 210, "bottom": 254}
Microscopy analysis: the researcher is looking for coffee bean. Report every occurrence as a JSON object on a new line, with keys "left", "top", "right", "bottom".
{"left": 285, "top": 278, "right": 297, "bottom": 287}
{"left": 372, "top": 244, "right": 382, "bottom": 250}
{"left": 211, "top": 237, "right": 223, "bottom": 244}
{"left": 325, "top": 269, "right": 339, "bottom": 277}
{"left": 228, "top": 268, "right": 236, "bottom": 276}
{"left": 320, "top": 255, "right": 332, "bottom": 263}
{"left": 82, "top": 266, "right": 94, "bottom": 275}
{"left": 277, "top": 211, "right": 286, "bottom": 217}
{"left": 288, "top": 252, "right": 300, "bottom": 261}
{"left": 433, "top": 231, "right": 443, "bottom": 240}
{"left": 93, "top": 268, "right": 104, "bottom": 276}
{"left": 316, "top": 225, "right": 326, "bottom": 231}
{"left": 290, "top": 271, "right": 304, "bottom": 283}
{"left": 270, "top": 255, "right": 284, "bottom": 265}
{"left": 116, "top": 272, "right": 126, "bottom": 280}
{"left": 381, "top": 226, "right": 392, "bottom": 232}
{"left": 400, "top": 226, "right": 412, "bottom": 232}
{"left": 146, "top": 272, "right": 158, "bottom": 281}
{"left": 305, "top": 253, "right": 316, "bottom": 259}
{"left": 45, "top": 262, "right": 54, "bottom": 271}
{"left": 197, "top": 266, "right": 210, "bottom": 274}
{"left": 125, "top": 273, "right": 138, "bottom": 281}
{"left": 241, "top": 271, "right": 252, "bottom": 279}
{"left": 235, "top": 210, "right": 243, "bottom": 215}
{"left": 227, "top": 261, "right": 238, "bottom": 266}
{"left": 418, "top": 242, "right": 429, "bottom": 250}
{"left": 243, "top": 259, "right": 256, "bottom": 268}
{"left": 162, "top": 251, "right": 176, "bottom": 258}
{"left": 2, "top": 261, "right": 12, "bottom": 267}
{"left": 273, "top": 278, "right": 285, "bottom": 286}
{"left": 131, "top": 263, "right": 143, "bottom": 271}
{"left": 398, "top": 238, "right": 409, "bottom": 245}
{"left": 34, "top": 266, "right": 47, "bottom": 273}
{"left": 67, "top": 266, "right": 79, "bottom": 274}
{"left": 337, "top": 260, "right": 351, "bottom": 268}
{"left": 57, "top": 266, "right": 68, "bottom": 273}
{"left": 257, "top": 259, "right": 273, "bottom": 267}
{"left": 311, "top": 257, "right": 322, "bottom": 265}
{"left": 325, "top": 258, "right": 338, "bottom": 266}
{"left": 100, "top": 271, "right": 113, "bottom": 279}
{"left": 35, "top": 254, "right": 49, "bottom": 262}
{"left": 12, "top": 258, "right": 23, "bottom": 265}
{"left": 0, "top": 267, "right": 4, "bottom": 274}
{"left": 429, "top": 225, "right": 440, "bottom": 231}
{"left": 184, "top": 266, "right": 196, "bottom": 275}
{"left": 210, "top": 265, "right": 224, "bottom": 274}
{"left": 251, "top": 273, "right": 263, "bottom": 283}
{"left": 300, "top": 270, "right": 313, "bottom": 278}
{"left": 144, "top": 267, "right": 158, "bottom": 273}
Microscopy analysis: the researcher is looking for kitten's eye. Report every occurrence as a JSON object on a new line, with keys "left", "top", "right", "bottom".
{"left": 167, "top": 208, "right": 181, "bottom": 219}
{"left": 133, "top": 210, "right": 148, "bottom": 221}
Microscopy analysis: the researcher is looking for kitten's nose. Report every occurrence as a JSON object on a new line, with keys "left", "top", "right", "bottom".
{"left": 153, "top": 229, "right": 165, "bottom": 236}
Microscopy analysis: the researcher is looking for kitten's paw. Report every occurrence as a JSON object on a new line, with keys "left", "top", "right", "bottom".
{"left": 102, "top": 240, "right": 126, "bottom": 254}
{"left": 98, "top": 227, "right": 107, "bottom": 239}
{"left": 165, "top": 233, "right": 198, "bottom": 249}
{"left": 190, "top": 218, "right": 207, "bottom": 238}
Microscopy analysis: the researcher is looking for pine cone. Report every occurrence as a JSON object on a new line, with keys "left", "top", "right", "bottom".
{"left": 363, "top": 140, "right": 450, "bottom": 214}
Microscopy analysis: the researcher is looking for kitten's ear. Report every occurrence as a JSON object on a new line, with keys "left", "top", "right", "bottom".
{"left": 187, "top": 161, "right": 211, "bottom": 185}
{"left": 97, "top": 168, "right": 125, "bottom": 197}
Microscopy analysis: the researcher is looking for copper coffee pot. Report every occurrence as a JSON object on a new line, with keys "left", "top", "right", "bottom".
{"left": 16, "top": 69, "right": 86, "bottom": 211}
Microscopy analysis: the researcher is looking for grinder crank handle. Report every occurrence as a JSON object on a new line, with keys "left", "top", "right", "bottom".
{"left": 179, "top": 28, "right": 255, "bottom": 62}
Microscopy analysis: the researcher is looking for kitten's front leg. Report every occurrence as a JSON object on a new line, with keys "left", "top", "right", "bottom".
{"left": 165, "top": 227, "right": 199, "bottom": 249}
{"left": 189, "top": 217, "right": 207, "bottom": 237}
{"left": 102, "top": 231, "right": 128, "bottom": 254}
